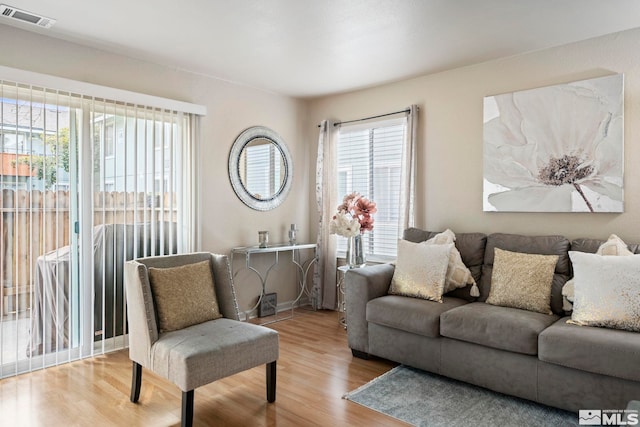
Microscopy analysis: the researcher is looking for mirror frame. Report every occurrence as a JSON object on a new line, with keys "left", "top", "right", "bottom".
{"left": 228, "top": 126, "right": 293, "bottom": 211}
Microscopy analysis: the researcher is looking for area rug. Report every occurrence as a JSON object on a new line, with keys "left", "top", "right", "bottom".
{"left": 343, "top": 366, "right": 579, "bottom": 426}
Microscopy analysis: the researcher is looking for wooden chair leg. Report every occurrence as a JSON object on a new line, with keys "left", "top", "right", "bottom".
{"left": 182, "top": 390, "right": 194, "bottom": 427}
{"left": 266, "top": 361, "right": 276, "bottom": 403}
{"left": 130, "top": 362, "right": 142, "bottom": 403}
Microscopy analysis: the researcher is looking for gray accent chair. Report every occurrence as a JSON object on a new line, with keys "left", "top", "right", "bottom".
{"left": 125, "top": 252, "right": 279, "bottom": 427}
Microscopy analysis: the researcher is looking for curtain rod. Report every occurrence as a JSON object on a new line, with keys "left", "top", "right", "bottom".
{"left": 317, "top": 108, "right": 411, "bottom": 128}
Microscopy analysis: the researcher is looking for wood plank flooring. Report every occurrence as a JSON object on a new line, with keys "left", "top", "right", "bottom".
{"left": 0, "top": 310, "right": 406, "bottom": 426}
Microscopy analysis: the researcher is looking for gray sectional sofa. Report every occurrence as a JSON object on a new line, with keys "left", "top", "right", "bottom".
{"left": 345, "top": 228, "right": 640, "bottom": 412}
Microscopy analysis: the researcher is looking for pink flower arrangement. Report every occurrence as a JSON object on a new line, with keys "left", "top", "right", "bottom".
{"left": 329, "top": 192, "right": 377, "bottom": 237}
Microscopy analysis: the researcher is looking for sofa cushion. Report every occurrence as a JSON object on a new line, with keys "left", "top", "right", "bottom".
{"left": 563, "top": 235, "right": 639, "bottom": 311}
{"left": 571, "top": 237, "right": 640, "bottom": 255}
{"left": 480, "top": 233, "right": 570, "bottom": 315}
{"left": 388, "top": 240, "right": 452, "bottom": 302}
{"left": 423, "top": 229, "right": 476, "bottom": 293}
{"left": 567, "top": 251, "right": 640, "bottom": 332}
{"left": 440, "top": 302, "right": 559, "bottom": 355}
{"left": 485, "top": 248, "right": 558, "bottom": 315}
{"left": 367, "top": 295, "right": 468, "bottom": 338}
{"left": 403, "top": 228, "right": 487, "bottom": 301}
{"left": 539, "top": 317, "right": 640, "bottom": 382}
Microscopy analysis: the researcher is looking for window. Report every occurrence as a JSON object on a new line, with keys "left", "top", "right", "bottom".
{"left": 336, "top": 118, "right": 406, "bottom": 259}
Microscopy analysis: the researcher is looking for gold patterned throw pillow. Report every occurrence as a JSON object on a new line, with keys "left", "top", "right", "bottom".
{"left": 148, "top": 260, "right": 223, "bottom": 333}
{"left": 568, "top": 251, "right": 640, "bottom": 332}
{"left": 389, "top": 239, "right": 453, "bottom": 302}
{"left": 562, "top": 234, "right": 633, "bottom": 311}
{"left": 486, "top": 248, "right": 558, "bottom": 315}
{"left": 422, "top": 229, "right": 478, "bottom": 295}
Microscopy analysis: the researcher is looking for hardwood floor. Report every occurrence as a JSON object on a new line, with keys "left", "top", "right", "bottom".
{"left": 0, "top": 310, "right": 406, "bottom": 426}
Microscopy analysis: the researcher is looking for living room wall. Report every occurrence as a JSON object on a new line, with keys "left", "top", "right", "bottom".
{"left": 0, "top": 24, "right": 311, "bottom": 313}
{"left": 307, "top": 27, "right": 640, "bottom": 244}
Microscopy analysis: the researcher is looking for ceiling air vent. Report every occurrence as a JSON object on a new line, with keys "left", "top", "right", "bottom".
{"left": 0, "top": 4, "right": 55, "bottom": 28}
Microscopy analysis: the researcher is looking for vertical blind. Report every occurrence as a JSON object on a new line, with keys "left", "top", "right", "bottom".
{"left": 0, "top": 78, "right": 197, "bottom": 377}
{"left": 336, "top": 117, "right": 406, "bottom": 259}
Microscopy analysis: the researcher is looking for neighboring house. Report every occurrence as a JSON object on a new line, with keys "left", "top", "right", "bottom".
{"left": 0, "top": 151, "right": 36, "bottom": 190}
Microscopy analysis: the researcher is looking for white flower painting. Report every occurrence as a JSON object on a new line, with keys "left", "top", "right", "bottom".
{"left": 483, "top": 74, "right": 624, "bottom": 212}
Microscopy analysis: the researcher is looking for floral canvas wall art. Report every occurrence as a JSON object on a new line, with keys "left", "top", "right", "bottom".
{"left": 483, "top": 74, "right": 624, "bottom": 212}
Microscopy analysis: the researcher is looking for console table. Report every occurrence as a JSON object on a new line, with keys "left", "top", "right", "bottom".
{"left": 230, "top": 243, "right": 317, "bottom": 323}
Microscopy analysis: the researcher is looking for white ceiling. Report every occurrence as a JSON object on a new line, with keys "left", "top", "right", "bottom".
{"left": 3, "top": 0, "right": 640, "bottom": 98}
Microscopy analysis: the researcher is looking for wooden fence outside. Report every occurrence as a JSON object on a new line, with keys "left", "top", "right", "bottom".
{"left": 0, "top": 189, "right": 176, "bottom": 315}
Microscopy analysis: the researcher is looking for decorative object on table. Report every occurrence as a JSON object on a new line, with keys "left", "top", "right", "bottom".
{"left": 483, "top": 74, "right": 623, "bottom": 212}
{"left": 288, "top": 224, "right": 297, "bottom": 245}
{"left": 259, "top": 292, "right": 277, "bottom": 318}
{"left": 258, "top": 230, "right": 269, "bottom": 248}
{"left": 330, "top": 192, "right": 376, "bottom": 268}
{"left": 343, "top": 365, "right": 578, "bottom": 427}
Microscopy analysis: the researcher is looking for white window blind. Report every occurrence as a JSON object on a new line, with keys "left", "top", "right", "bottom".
{"left": 0, "top": 76, "right": 200, "bottom": 377}
{"left": 336, "top": 117, "right": 406, "bottom": 259}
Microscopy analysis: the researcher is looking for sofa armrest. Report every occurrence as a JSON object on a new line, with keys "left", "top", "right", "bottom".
{"left": 345, "top": 263, "right": 395, "bottom": 356}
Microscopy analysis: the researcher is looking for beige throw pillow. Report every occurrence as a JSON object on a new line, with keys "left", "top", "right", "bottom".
{"left": 568, "top": 251, "right": 640, "bottom": 332}
{"left": 486, "top": 248, "right": 558, "bottom": 315}
{"left": 148, "top": 260, "right": 222, "bottom": 333}
{"left": 389, "top": 239, "right": 453, "bottom": 303}
{"left": 597, "top": 234, "right": 634, "bottom": 256}
{"left": 422, "top": 229, "right": 478, "bottom": 295}
{"left": 562, "top": 234, "right": 633, "bottom": 311}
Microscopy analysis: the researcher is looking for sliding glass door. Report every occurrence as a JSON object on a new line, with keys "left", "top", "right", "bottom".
{"left": 0, "top": 80, "right": 190, "bottom": 377}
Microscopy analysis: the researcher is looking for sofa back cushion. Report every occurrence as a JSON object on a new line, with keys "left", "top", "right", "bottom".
{"left": 403, "top": 228, "right": 487, "bottom": 301}
{"left": 571, "top": 237, "right": 640, "bottom": 255}
{"left": 480, "top": 233, "right": 571, "bottom": 315}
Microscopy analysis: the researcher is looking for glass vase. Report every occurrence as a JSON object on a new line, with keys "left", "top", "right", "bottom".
{"left": 346, "top": 234, "right": 366, "bottom": 268}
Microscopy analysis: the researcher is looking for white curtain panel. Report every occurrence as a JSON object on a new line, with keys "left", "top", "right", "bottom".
{"left": 313, "top": 120, "right": 339, "bottom": 310}
{"left": 398, "top": 105, "right": 418, "bottom": 235}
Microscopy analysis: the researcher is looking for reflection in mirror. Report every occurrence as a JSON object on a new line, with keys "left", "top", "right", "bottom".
{"left": 228, "top": 126, "right": 293, "bottom": 211}
{"left": 239, "top": 138, "right": 285, "bottom": 200}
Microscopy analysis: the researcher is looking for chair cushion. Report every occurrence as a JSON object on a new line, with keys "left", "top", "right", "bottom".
{"left": 150, "top": 318, "right": 279, "bottom": 391}
{"left": 367, "top": 295, "right": 468, "bottom": 338}
{"left": 440, "top": 302, "right": 559, "bottom": 355}
{"left": 539, "top": 317, "right": 640, "bottom": 382}
{"left": 148, "top": 260, "right": 222, "bottom": 333}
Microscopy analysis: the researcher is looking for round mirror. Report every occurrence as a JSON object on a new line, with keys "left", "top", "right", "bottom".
{"left": 228, "top": 126, "right": 293, "bottom": 211}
